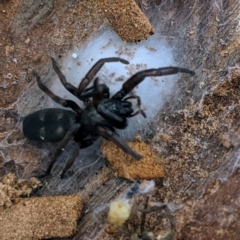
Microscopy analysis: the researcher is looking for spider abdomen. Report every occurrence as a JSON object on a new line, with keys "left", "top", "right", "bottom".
{"left": 22, "top": 108, "right": 80, "bottom": 142}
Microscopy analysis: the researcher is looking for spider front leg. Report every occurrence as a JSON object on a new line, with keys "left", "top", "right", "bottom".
{"left": 32, "top": 70, "right": 82, "bottom": 115}
{"left": 51, "top": 57, "right": 122, "bottom": 102}
{"left": 51, "top": 57, "right": 78, "bottom": 96}
{"left": 112, "top": 67, "right": 195, "bottom": 100}
{"left": 97, "top": 126, "right": 142, "bottom": 160}
{"left": 77, "top": 57, "right": 129, "bottom": 99}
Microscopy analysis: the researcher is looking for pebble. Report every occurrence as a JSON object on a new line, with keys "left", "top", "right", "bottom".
{"left": 71, "top": 53, "right": 78, "bottom": 59}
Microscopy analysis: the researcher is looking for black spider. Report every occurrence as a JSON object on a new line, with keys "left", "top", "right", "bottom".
{"left": 22, "top": 57, "right": 195, "bottom": 178}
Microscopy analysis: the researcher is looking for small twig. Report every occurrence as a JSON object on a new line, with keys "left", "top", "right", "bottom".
{"left": 138, "top": 202, "right": 176, "bottom": 240}
{"left": 140, "top": 196, "right": 150, "bottom": 234}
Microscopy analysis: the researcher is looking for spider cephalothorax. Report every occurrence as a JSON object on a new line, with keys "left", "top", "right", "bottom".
{"left": 22, "top": 57, "right": 195, "bottom": 178}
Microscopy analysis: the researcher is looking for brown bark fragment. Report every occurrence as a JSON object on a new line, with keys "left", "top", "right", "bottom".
{"left": 0, "top": 195, "right": 83, "bottom": 240}
{"left": 99, "top": 0, "right": 155, "bottom": 42}
{"left": 101, "top": 137, "right": 164, "bottom": 179}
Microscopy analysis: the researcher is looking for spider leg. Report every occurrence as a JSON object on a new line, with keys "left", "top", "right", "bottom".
{"left": 52, "top": 57, "right": 110, "bottom": 102}
{"left": 124, "top": 95, "right": 147, "bottom": 118}
{"left": 112, "top": 67, "right": 195, "bottom": 100}
{"left": 60, "top": 143, "right": 79, "bottom": 179}
{"left": 78, "top": 84, "right": 110, "bottom": 102}
{"left": 61, "top": 131, "right": 97, "bottom": 178}
{"left": 42, "top": 123, "right": 81, "bottom": 177}
{"left": 129, "top": 109, "right": 147, "bottom": 118}
{"left": 124, "top": 95, "right": 142, "bottom": 107}
{"left": 32, "top": 71, "right": 82, "bottom": 115}
{"left": 51, "top": 57, "right": 78, "bottom": 96}
{"left": 77, "top": 57, "right": 129, "bottom": 98}
{"left": 97, "top": 125, "right": 142, "bottom": 160}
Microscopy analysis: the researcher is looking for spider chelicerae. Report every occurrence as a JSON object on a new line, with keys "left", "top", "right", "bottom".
{"left": 22, "top": 57, "right": 194, "bottom": 178}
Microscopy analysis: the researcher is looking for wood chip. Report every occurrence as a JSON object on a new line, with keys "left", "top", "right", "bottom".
{"left": 0, "top": 195, "right": 83, "bottom": 240}
{"left": 99, "top": 0, "right": 155, "bottom": 42}
{"left": 101, "top": 137, "right": 164, "bottom": 179}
